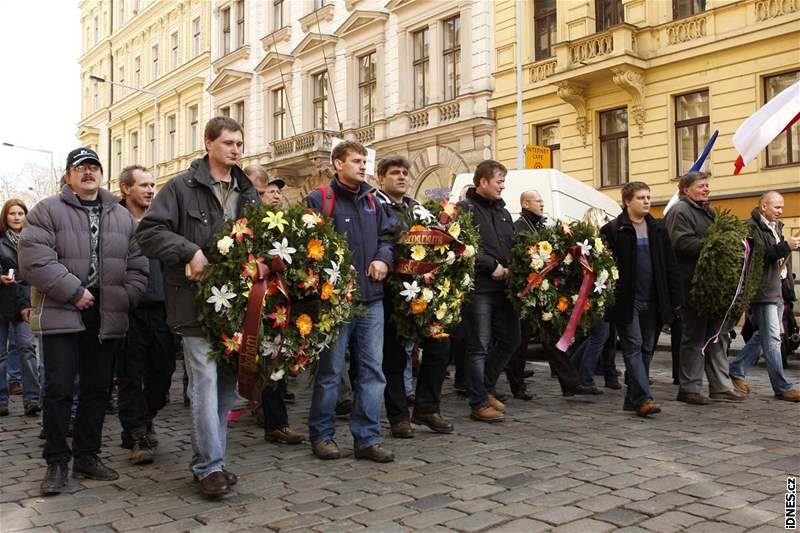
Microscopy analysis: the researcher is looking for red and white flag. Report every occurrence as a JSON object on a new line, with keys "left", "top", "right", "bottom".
{"left": 732, "top": 80, "right": 800, "bottom": 175}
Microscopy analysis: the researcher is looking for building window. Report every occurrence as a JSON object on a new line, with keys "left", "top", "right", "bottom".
{"left": 115, "top": 137, "right": 123, "bottom": 177}
{"left": 130, "top": 131, "right": 139, "bottom": 163}
{"left": 117, "top": 64, "right": 125, "bottom": 99}
{"left": 220, "top": 105, "right": 231, "bottom": 117}
{"left": 148, "top": 122, "right": 155, "bottom": 166}
{"left": 221, "top": 7, "right": 231, "bottom": 55}
{"left": 167, "top": 114, "right": 177, "bottom": 160}
{"left": 600, "top": 107, "right": 629, "bottom": 187}
{"left": 596, "top": 0, "right": 624, "bottom": 32}
{"left": 359, "top": 54, "right": 377, "bottom": 126}
{"left": 170, "top": 31, "right": 179, "bottom": 69}
{"left": 765, "top": 70, "right": 800, "bottom": 167}
{"left": 313, "top": 71, "right": 328, "bottom": 129}
{"left": 534, "top": 0, "right": 557, "bottom": 60}
{"left": 236, "top": 0, "right": 245, "bottom": 48}
{"left": 234, "top": 101, "right": 245, "bottom": 129}
{"left": 151, "top": 45, "right": 158, "bottom": 80}
{"left": 134, "top": 56, "right": 141, "bottom": 87}
{"left": 443, "top": 16, "right": 461, "bottom": 101}
{"left": 675, "top": 90, "right": 710, "bottom": 176}
{"left": 413, "top": 28, "right": 429, "bottom": 109}
{"left": 273, "top": 0, "right": 285, "bottom": 31}
{"left": 536, "top": 122, "right": 561, "bottom": 170}
{"left": 673, "top": 0, "right": 706, "bottom": 20}
{"left": 93, "top": 15, "right": 99, "bottom": 44}
{"left": 193, "top": 18, "right": 201, "bottom": 57}
{"left": 273, "top": 87, "right": 287, "bottom": 140}
{"left": 188, "top": 105, "right": 199, "bottom": 152}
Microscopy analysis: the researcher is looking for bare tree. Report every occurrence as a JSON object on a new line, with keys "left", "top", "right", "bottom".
{"left": 0, "top": 162, "right": 60, "bottom": 207}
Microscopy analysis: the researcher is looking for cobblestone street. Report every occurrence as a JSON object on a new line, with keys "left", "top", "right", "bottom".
{"left": 1, "top": 338, "right": 798, "bottom": 533}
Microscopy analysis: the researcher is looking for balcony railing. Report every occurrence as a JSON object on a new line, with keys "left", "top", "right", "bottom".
{"left": 569, "top": 32, "right": 613, "bottom": 64}
{"left": 529, "top": 58, "right": 557, "bottom": 83}
{"left": 664, "top": 13, "right": 708, "bottom": 45}
{"left": 409, "top": 109, "right": 429, "bottom": 129}
{"left": 355, "top": 125, "right": 375, "bottom": 144}
{"left": 269, "top": 129, "right": 339, "bottom": 160}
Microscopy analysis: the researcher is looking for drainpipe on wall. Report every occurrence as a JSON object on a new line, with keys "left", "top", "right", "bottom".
{"left": 515, "top": 0, "right": 525, "bottom": 170}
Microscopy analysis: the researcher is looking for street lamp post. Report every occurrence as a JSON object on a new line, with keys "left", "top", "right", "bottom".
{"left": 89, "top": 75, "right": 158, "bottom": 178}
{"left": 1, "top": 142, "right": 58, "bottom": 190}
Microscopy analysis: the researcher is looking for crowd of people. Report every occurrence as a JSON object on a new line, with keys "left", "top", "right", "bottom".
{"left": 1, "top": 116, "right": 798, "bottom": 499}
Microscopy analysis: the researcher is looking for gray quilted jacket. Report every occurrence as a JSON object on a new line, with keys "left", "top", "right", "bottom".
{"left": 17, "top": 186, "right": 148, "bottom": 339}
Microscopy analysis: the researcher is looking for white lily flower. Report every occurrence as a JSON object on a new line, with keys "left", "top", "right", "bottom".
{"left": 542, "top": 312, "right": 553, "bottom": 321}
{"left": 598, "top": 269, "right": 610, "bottom": 284}
{"left": 577, "top": 239, "right": 593, "bottom": 256}
{"left": 206, "top": 284, "right": 237, "bottom": 312}
{"left": 268, "top": 237, "right": 297, "bottom": 264}
{"left": 445, "top": 251, "right": 456, "bottom": 265}
{"left": 270, "top": 368, "right": 285, "bottom": 381}
{"left": 323, "top": 260, "right": 341, "bottom": 285}
{"left": 399, "top": 280, "right": 421, "bottom": 302}
{"left": 216, "top": 235, "right": 235, "bottom": 256}
{"left": 593, "top": 280, "right": 607, "bottom": 294}
{"left": 412, "top": 204, "right": 435, "bottom": 224}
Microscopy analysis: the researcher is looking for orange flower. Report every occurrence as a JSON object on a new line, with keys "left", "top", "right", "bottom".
{"left": 267, "top": 306, "right": 288, "bottom": 328}
{"left": 320, "top": 282, "right": 334, "bottom": 300}
{"left": 242, "top": 254, "right": 265, "bottom": 279}
{"left": 410, "top": 225, "right": 426, "bottom": 232}
{"left": 296, "top": 314, "right": 313, "bottom": 337}
{"left": 410, "top": 298, "right": 428, "bottom": 314}
{"left": 220, "top": 332, "right": 242, "bottom": 355}
{"left": 557, "top": 296, "right": 569, "bottom": 312}
{"left": 297, "top": 269, "right": 319, "bottom": 291}
{"left": 229, "top": 217, "right": 253, "bottom": 242}
{"left": 583, "top": 301, "right": 591, "bottom": 312}
{"left": 266, "top": 280, "right": 279, "bottom": 296}
{"left": 306, "top": 239, "right": 325, "bottom": 261}
{"left": 527, "top": 272, "right": 538, "bottom": 284}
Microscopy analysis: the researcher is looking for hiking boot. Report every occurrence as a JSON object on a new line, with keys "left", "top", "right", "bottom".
{"left": 41, "top": 462, "right": 69, "bottom": 495}
{"left": 73, "top": 455, "right": 119, "bottom": 481}
{"left": 354, "top": 444, "right": 395, "bottom": 463}
{"left": 775, "top": 389, "right": 800, "bottom": 402}
{"left": 637, "top": 400, "right": 661, "bottom": 418}
{"left": 130, "top": 433, "right": 155, "bottom": 465}
{"left": 411, "top": 411, "right": 454, "bottom": 434}
{"left": 24, "top": 402, "right": 42, "bottom": 417}
{"left": 198, "top": 471, "right": 229, "bottom": 498}
{"left": 390, "top": 420, "right": 415, "bottom": 439}
{"left": 710, "top": 389, "right": 746, "bottom": 402}
{"left": 264, "top": 427, "right": 304, "bottom": 445}
{"left": 470, "top": 404, "right": 504, "bottom": 423}
{"left": 676, "top": 391, "right": 710, "bottom": 405}
{"left": 487, "top": 394, "right": 506, "bottom": 412}
{"left": 732, "top": 377, "right": 750, "bottom": 394}
{"left": 312, "top": 440, "right": 341, "bottom": 460}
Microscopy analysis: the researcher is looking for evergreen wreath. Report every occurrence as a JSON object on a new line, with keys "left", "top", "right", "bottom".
{"left": 196, "top": 204, "right": 358, "bottom": 385}
{"left": 690, "top": 210, "right": 763, "bottom": 322}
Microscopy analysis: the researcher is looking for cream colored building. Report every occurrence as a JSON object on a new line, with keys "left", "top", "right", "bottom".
{"left": 491, "top": 0, "right": 799, "bottom": 231}
{"left": 77, "top": 0, "right": 212, "bottom": 190}
{"left": 208, "top": 0, "right": 496, "bottom": 204}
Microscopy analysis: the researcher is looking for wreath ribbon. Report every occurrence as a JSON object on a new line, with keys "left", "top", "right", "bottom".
{"left": 239, "top": 257, "right": 289, "bottom": 401}
{"left": 394, "top": 227, "right": 466, "bottom": 276}
{"left": 702, "top": 238, "right": 752, "bottom": 354}
{"left": 555, "top": 251, "right": 595, "bottom": 352}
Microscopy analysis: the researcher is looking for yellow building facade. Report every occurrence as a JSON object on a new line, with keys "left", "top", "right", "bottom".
{"left": 77, "top": 0, "right": 212, "bottom": 190}
{"left": 491, "top": 0, "right": 800, "bottom": 233}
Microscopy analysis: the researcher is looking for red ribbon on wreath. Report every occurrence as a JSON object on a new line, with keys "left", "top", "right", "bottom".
{"left": 394, "top": 227, "right": 466, "bottom": 276}
{"left": 555, "top": 247, "right": 595, "bottom": 352}
{"left": 238, "top": 257, "right": 290, "bottom": 401}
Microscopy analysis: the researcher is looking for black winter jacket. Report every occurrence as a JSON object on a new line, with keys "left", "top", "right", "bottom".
{"left": 457, "top": 188, "right": 515, "bottom": 294}
{"left": 663, "top": 194, "right": 716, "bottom": 301}
{"left": 0, "top": 233, "right": 29, "bottom": 321}
{"left": 513, "top": 209, "right": 546, "bottom": 235}
{"left": 306, "top": 177, "right": 394, "bottom": 303}
{"left": 601, "top": 210, "right": 683, "bottom": 325}
{"left": 136, "top": 156, "right": 260, "bottom": 335}
{"left": 747, "top": 208, "right": 791, "bottom": 304}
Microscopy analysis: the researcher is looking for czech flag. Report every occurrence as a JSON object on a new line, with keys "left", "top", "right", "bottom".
{"left": 732, "top": 80, "right": 800, "bottom": 175}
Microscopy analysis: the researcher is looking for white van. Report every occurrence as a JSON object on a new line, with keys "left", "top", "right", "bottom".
{"left": 448, "top": 169, "right": 622, "bottom": 221}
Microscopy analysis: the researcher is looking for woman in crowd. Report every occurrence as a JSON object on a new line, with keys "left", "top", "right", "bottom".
{"left": 0, "top": 198, "right": 41, "bottom": 416}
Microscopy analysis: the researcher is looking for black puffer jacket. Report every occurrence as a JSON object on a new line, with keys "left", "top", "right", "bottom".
{"left": 663, "top": 194, "right": 716, "bottom": 301}
{"left": 513, "top": 209, "right": 546, "bottom": 235}
{"left": 136, "top": 156, "right": 260, "bottom": 335}
{"left": 747, "top": 208, "right": 791, "bottom": 304}
{"left": 457, "top": 188, "right": 515, "bottom": 294}
{"left": 0, "top": 232, "right": 29, "bottom": 321}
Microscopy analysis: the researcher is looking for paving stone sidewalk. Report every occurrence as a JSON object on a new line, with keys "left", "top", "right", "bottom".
{"left": 1, "top": 342, "right": 798, "bottom": 533}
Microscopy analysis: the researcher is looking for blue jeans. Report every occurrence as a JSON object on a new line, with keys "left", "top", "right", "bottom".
{"left": 403, "top": 346, "right": 413, "bottom": 397}
{"left": 618, "top": 300, "right": 657, "bottom": 408}
{"left": 569, "top": 319, "right": 610, "bottom": 387}
{"left": 0, "top": 319, "right": 40, "bottom": 404}
{"left": 182, "top": 336, "right": 237, "bottom": 479}
{"left": 463, "top": 292, "right": 521, "bottom": 408}
{"left": 730, "top": 302, "right": 794, "bottom": 394}
{"left": 309, "top": 300, "right": 385, "bottom": 449}
{"left": 6, "top": 327, "right": 22, "bottom": 384}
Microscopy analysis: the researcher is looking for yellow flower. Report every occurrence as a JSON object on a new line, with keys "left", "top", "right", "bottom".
{"left": 409, "top": 225, "right": 426, "bottom": 232}
{"left": 435, "top": 303, "right": 448, "bottom": 320}
{"left": 434, "top": 244, "right": 448, "bottom": 255}
{"left": 538, "top": 241, "right": 553, "bottom": 256}
{"left": 594, "top": 237, "right": 605, "bottom": 254}
{"left": 334, "top": 246, "right": 345, "bottom": 264}
{"left": 438, "top": 278, "right": 451, "bottom": 298}
{"left": 262, "top": 211, "right": 288, "bottom": 233}
{"left": 410, "top": 245, "right": 426, "bottom": 261}
{"left": 448, "top": 223, "right": 461, "bottom": 239}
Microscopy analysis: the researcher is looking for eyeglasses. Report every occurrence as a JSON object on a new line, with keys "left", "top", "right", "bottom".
{"left": 71, "top": 164, "right": 101, "bottom": 173}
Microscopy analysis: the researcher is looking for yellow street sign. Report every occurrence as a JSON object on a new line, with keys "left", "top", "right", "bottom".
{"left": 525, "top": 145, "right": 552, "bottom": 169}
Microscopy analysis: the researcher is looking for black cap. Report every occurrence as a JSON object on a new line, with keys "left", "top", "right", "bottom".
{"left": 268, "top": 177, "right": 286, "bottom": 189}
{"left": 65, "top": 147, "right": 102, "bottom": 171}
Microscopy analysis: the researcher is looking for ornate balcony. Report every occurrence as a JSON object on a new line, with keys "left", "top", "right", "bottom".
{"left": 266, "top": 129, "right": 340, "bottom": 176}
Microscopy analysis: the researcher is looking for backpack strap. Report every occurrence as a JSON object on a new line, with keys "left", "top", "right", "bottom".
{"left": 366, "top": 192, "right": 375, "bottom": 211}
{"left": 319, "top": 185, "right": 335, "bottom": 218}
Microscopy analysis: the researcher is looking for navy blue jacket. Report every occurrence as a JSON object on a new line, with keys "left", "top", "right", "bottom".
{"left": 306, "top": 177, "right": 394, "bottom": 303}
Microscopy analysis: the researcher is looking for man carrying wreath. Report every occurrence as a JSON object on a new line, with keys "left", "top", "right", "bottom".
{"left": 305, "top": 141, "right": 395, "bottom": 463}
{"left": 137, "top": 117, "right": 260, "bottom": 497}
{"left": 375, "top": 156, "right": 454, "bottom": 439}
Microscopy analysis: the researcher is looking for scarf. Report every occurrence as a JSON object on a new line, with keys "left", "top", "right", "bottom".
{"left": 5, "top": 229, "right": 20, "bottom": 248}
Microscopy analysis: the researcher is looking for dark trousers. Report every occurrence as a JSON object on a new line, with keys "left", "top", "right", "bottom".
{"left": 670, "top": 318, "right": 682, "bottom": 382}
{"left": 463, "top": 292, "right": 521, "bottom": 408}
{"left": 600, "top": 323, "right": 619, "bottom": 386}
{"left": 383, "top": 302, "right": 451, "bottom": 422}
{"left": 117, "top": 304, "right": 176, "bottom": 442}
{"left": 261, "top": 379, "right": 288, "bottom": 431}
{"left": 506, "top": 320, "right": 530, "bottom": 393}
{"left": 42, "top": 300, "right": 119, "bottom": 464}
{"left": 450, "top": 322, "right": 466, "bottom": 386}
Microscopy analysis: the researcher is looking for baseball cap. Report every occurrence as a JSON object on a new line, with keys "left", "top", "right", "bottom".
{"left": 268, "top": 177, "right": 286, "bottom": 189}
{"left": 65, "top": 147, "right": 102, "bottom": 171}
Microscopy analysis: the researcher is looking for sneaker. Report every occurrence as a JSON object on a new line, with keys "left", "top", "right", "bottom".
{"left": 487, "top": 394, "right": 506, "bottom": 412}
{"left": 354, "top": 444, "right": 395, "bottom": 463}
{"left": 335, "top": 399, "right": 352, "bottom": 418}
{"left": 775, "top": 389, "right": 800, "bottom": 402}
{"left": 0, "top": 404, "right": 8, "bottom": 417}
{"left": 264, "top": 427, "right": 304, "bottom": 445}
{"left": 72, "top": 455, "right": 119, "bottom": 481}
{"left": 637, "top": 400, "right": 661, "bottom": 418}
{"left": 130, "top": 433, "right": 155, "bottom": 465}
{"left": 41, "top": 462, "right": 69, "bottom": 495}
{"left": 470, "top": 404, "right": 504, "bottom": 423}
{"left": 312, "top": 439, "right": 341, "bottom": 460}
{"left": 24, "top": 403, "right": 42, "bottom": 417}
{"left": 732, "top": 377, "right": 750, "bottom": 394}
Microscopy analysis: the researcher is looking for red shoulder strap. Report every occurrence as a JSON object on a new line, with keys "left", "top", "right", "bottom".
{"left": 366, "top": 193, "right": 375, "bottom": 211}
{"left": 319, "top": 185, "right": 335, "bottom": 218}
